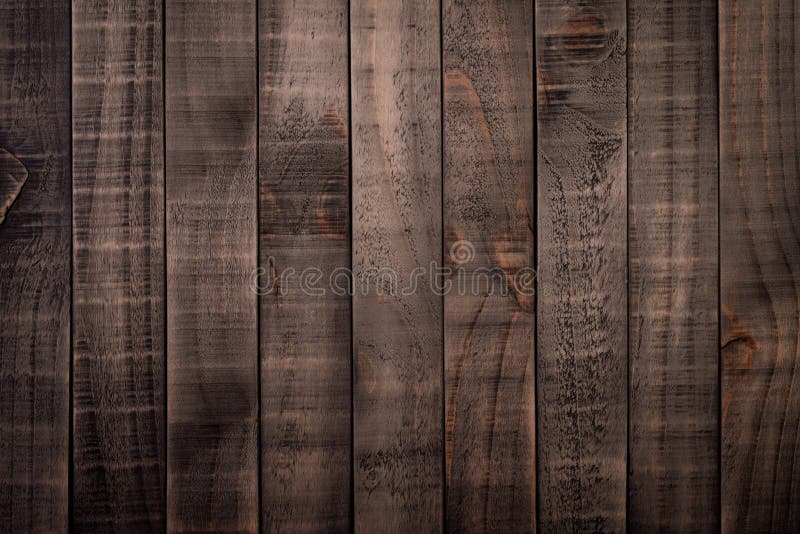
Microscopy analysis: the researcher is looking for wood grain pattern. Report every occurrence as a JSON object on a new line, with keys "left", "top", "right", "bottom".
{"left": 0, "top": 0, "right": 71, "bottom": 531}
{"left": 165, "top": 0, "right": 258, "bottom": 531}
{"left": 720, "top": 0, "right": 800, "bottom": 531}
{"left": 351, "top": 0, "right": 443, "bottom": 530}
{"left": 443, "top": 0, "right": 535, "bottom": 531}
{"left": 72, "top": 1, "right": 165, "bottom": 530}
{"left": 535, "top": 0, "right": 627, "bottom": 531}
{"left": 627, "top": 1, "right": 719, "bottom": 531}
{"left": 259, "top": 0, "right": 350, "bottom": 531}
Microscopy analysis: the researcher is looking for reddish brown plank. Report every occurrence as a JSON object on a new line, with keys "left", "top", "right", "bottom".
{"left": 443, "top": 0, "right": 536, "bottom": 531}
{"left": 72, "top": 0, "right": 166, "bottom": 530}
{"left": 720, "top": 0, "right": 800, "bottom": 531}
{"left": 351, "top": 0, "right": 444, "bottom": 530}
{"left": 165, "top": 0, "right": 259, "bottom": 531}
{"left": 259, "top": 0, "right": 351, "bottom": 531}
{"left": 535, "top": 0, "right": 627, "bottom": 531}
{"left": 627, "top": 0, "right": 720, "bottom": 531}
{"left": 0, "top": 0, "right": 71, "bottom": 530}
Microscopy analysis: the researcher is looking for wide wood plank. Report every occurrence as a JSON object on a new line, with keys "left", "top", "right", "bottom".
{"left": 720, "top": 0, "right": 800, "bottom": 531}
{"left": 259, "top": 0, "right": 350, "bottom": 531}
{"left": 72, "top": 0, "right": 165, "bottom": 530}
{"left": 351, "top": 0, "right": 443, "bottom": 530}
{"left": 165, "top": 0, "right": 258, "bottom": 531}
{"left": 0, "top": 0, "right": 71, "bottom": 531}
{"left": 627, "top": 1, "right": 719, "bottom": 531}
{"left": 442, "top": 0, "right": 535, "bottom": 531}
{"left": 535, "top": 0, "right": 627, "bottom": 531}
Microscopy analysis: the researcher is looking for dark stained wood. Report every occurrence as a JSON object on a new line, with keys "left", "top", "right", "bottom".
{"left": 442, "top": 0, "right": 535, "bottom": 531}
{"left": 350, "top": 0, "right": 443, "bottom": 530}
{"left": 720, "top": 0, "right": 800, "bottom": 531}
{"left": 165, "top": 0, "right": 258, "bottom": 531}
{"left": 535, "top": 0, "right": 627, "bottom": 531}
{"left": 0, "top": 0, "right": 71, "bottom": 531}
{"left": 72, "top": 1, "right": 166, "bottom": 530}
{"left": 259, "top": 0, "right": 351, "bottom": 531}
{"left": 627, "top": 0, "right": 719, "bottom": 531}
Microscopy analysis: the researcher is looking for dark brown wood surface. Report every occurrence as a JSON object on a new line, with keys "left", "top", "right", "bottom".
{"left": 536, "top": 0, "right": 627, "bottom": 531}
{"left": 0, "top": 0, "right": 71, "bottom": 531}
{"left": 720, "top": 0, "right": 800, "bottom": 531}
{"left": 165, "top": 0, "right": 258, "bottom": 531}
{"left": 259, "top": 0, "right": 351, "bottom": 531}
{"left": 351, "top": 0, "right": 443, "bottom": 530}
{"left": 443, "top": 0, "right": 535, "bottom": 531}
{"left": 72, "top": 0, "right": 165, "bottom": 530}
{"left": 628, "top": 0, "right": 719, "bottom": 531}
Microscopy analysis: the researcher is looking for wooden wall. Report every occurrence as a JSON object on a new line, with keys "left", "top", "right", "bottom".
{"left": 0, "top": 0, "right": 798, "bottom": 532}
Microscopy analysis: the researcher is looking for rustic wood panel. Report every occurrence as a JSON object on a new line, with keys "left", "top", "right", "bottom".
{"left": 351, "top": 0, "right": 443, "bottom": 530}
{"left": 165, "top": 0, "right": 258, "bottom": 531}
{"left": 0, "top": 0, "right": 71, "bottom": 531}
{"left": 627, "top": 0, "right": 719, "bottom": 531}
{"left": 72, "top": 1, "right": 165, "bottom": 530}
{"left": 720, "top": 0, "right": 800, "bottom": 531}
{"left": 259, "top": 0, "right": 350, "bottom": 531}
{"left": 442, "top": 0, "right": 535, "bottom": 531}
{"left": 535, "top": 0, "right": 627, "bottom": 531}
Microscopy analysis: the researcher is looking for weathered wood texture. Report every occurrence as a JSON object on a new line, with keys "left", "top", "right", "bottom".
{"left": 351, "top": 0, "right": 443, "bottom": 530}
{"left": 627, "top": 1, "right": 719, "bottom": 531}
{"left": 536, "top": 0, "right": 627, "bottom": 531}
{"left": 165, "top": 0, "right": 258, "bottom": 531}
{"left": 72, "top": 1, "right": 165, "bottom": 530}
{"left": 259, "top": 0, "right": 351, "bottom": 531}
{"left": 443, "top": 0, "right": 535, "bottom": 531}
{"left": 720, "top": 0, "right": 800, "bottom": 532}
{"left": 0, "top": 0, "right": 71, "bottom": 531}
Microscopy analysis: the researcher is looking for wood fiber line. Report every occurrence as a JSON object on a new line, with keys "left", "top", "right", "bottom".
{"left": 720, "top": 0, "right": 800, "bottom": 531}
{"left": 259, "top": 0, "right": 351, "bottom": 531}
{"left": 350, "top": 0, "right": 443, "bottom": 531}
{"left": 627, "top": 0, "right": 719, "bottom": 531}
{"left": 72, "top": 0, "right": 165, "bottom": 530}
{"left": 535, "top": 0, "right": 627, "bottom": 531}
{"left": 443, "top": 0, "right": 535, "bottom": 532}
{"left": 165, "top": 0, "right": 258, "bottom": 531}
{"left": 0, "top": 0, "right": 71, "bottom": 531}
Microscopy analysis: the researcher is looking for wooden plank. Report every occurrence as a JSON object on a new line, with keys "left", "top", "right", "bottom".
{"left": 720, "top": 0, "right": 800, "bottom": 531}
{"left": 535, "top": 0, "right": 627, "bottom": 530}
{"left": 442, "top": 0, "right": 535, "bottom": 531}
{"left": 72, "top": 1, "right": 165, "bottom": 530}
{"left": 259, "top": 0, "right": 350, "bottom": 531}
{"left": 350, "top": 0, "right": 443, "bottom": 530}
{"left": 165, "top": 0, "right": 258, "bottom": 531}
{"left": 627, "top": 0, "right": 719, "bottom": 530}
{"left": 0, "top": 0, "right": 71, "bottom": 531}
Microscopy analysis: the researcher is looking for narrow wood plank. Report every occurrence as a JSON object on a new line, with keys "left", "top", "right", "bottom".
{"left": 442, "top": 0, "right": 535, "bottom": 531}
{"left": 259, "top": 0, "right": 350, "bottom": 531}
{"left": 351, "top": 0, "right": 443, "bottom": 530}
{"left": 72, "top": 1, "right": 166, "bottom": 530}
{"left": 0, "top": 0, "right": 71, "bottom": 530}
{"left": 627, "top": 1, "right": 719, "bottom": 531}
{"left": 720, "top": 0, "right": 800, "bottom": 531}
{"left": 165, "top": 0, "right": 258, "bottom": 531}
{"left": 535, "top": 1, "right": 627, "bottom": 531}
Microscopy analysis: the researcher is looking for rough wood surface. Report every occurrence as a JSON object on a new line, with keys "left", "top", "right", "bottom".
{"left": 443, "top": 0, "right": 535, "bottom": 531}
{"left": 720, "top": 0, "right": 800, "bottom": 531}
{"left": 627, "top": 0, "right": 719, "bottom": 531}
{"left": 535, "top": 0, "right": 627, "bottom": 531}
{"left": 165, "top": 0, "right": 258, "bottom": 531}
{"left": 259, "top": 0, "right": 351, "bottom": 531}
{"left": 0, "top": 0, "right": 71, "bottom": 531}
{"left": 72, "top": 1, "right": 166, "bottom": 530}
{"left": 351, "top": 0, "right": 443, "bottom": 530}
